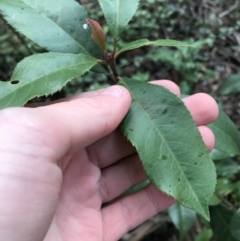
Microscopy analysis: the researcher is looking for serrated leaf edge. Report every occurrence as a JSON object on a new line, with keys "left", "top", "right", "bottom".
{"left": 121, "top": 79, "right": 215, "bottom": 220}
{"left": 115, "top": 39, "right": 193, "bottom": 58}
{"left": 0, "top": 54, "right": 97, "bottom": 108}
{"left": 0, "top": 0, "right": 91, "bottom": 55}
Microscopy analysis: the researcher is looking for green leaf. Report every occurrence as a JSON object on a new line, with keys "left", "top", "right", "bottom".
{"left": 210, "top": 149, "right": 232, "bottom": 160}
{"left": 216, "top": 178, "right": 236, "bottom": 196}
{"left": 0, "top": 53, "right": 98, "bottom": 109}
{"left": 218, "top": 74, "right": 240, "bottom": 95}
{"left": 232, "top": 46, "right": 240, "bottom": 51}
{"left": 208, "top": 108, "right": 240, "bottom": 155}
{"left": 98, "top": 0, "right": 139, "bottom": 37}
{"left": 0, "top": 0, "right": 102, "bottom": 57}
{"left": 120, "top": 79, "right": 216, "bottom": 220}
{"left": 168, "top": 203, "right": 196, "bottom": 240}
{"left": 231, "top": 208, "right": 240, "bottom": 240}
{"left": 115, "top": 39, "right": 193, "bottom": 58}
{"left": 215, "top": 159, "right": 239, "bottom": 178}
{"left": 210, "top": 205, "right": 238, "bottom": 241}
{"left": 209, "top": 194, "right": 221, "bottom": 206}
{"left": 194, "top": 229, "right": 213, "bottom": 241}
{"left": 122, "top": 180, "right": 150, "bottom": 196}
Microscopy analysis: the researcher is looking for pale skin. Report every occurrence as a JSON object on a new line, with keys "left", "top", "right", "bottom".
{"left": 0, "top": 80, "right": 218, "bottom": 241}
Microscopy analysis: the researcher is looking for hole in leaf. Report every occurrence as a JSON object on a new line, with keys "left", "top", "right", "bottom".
{"left": 162, "top": 155, "right": 168, "bottom": 160}
{"left": 10, "top": 80, "right": 19, "bottom": 85}
{"left": 162, "top": 108, "right": 168, "bottom": 114}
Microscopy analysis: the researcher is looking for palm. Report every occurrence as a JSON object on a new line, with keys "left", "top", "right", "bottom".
{"left": 43, "top": 129, "right": 174, "bottom": 241}
{"left": 45, "top": 149, "right": 104, "bottom": 241}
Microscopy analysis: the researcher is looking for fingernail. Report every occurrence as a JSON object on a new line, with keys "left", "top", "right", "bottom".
{"left": 101, "top": 86, "right": 123, "bottom": 97}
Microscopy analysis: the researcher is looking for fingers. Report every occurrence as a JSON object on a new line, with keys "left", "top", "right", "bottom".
{"left": 148, "top": 80, "right": 181, "bottom": 97}
{"left": 88, "top": 82, "right": 217, "bottom": 169}
{"left": 199, "top": 126, "right": 215, "bottom": 151}
{"left": 0, "top": 86, "right": 131, "bottom": 162}
{"left": 99, "top": 154, "right": 146, "bottom": 202}
{"left": 42, "top": 86, "right": 132, "bottom": 158}
{"left": 99, "top": 124, "right": 216, "bottom": 203}
{"left": 183, "top": 93, "right": 218, "bottom": 126}
{"left": 149, "top": 85, "right": 218, "bottom": 126}
{"left": 149, "top": 83, "right": 218, "bottom": 126}
{"left": 102, "top": 184, "right": 175, "bottom": 241}
{"left": 27, "top": 80, "right": 180, "bottom": 107}
{"left": 99, "top": 126, "right": 216, "bottom": 241}
{"left": 26, "top": 87, "right": 108, "bottom": 107}
{"left": 87, "top": 128, "right": 136, "bottom": 168}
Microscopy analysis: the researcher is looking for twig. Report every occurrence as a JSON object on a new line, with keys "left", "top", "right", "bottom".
{"left": 106, "top": 72, "right": 117, "bottom": 85}
{"left": 161, "top": 23, "right": 169, "bottom": 39}
{"left": 109, "top": 61, "right": 118, "bottom": 83}
{"left": 219, "top": 1, "right": 238, "bottom": 18}
{"left": 195, "top": 217, "right": 203, "bottom": 233}
{"left": 103, "top": 53, "right": 118, "bottom": 83}
{"left": 185, "top": 234, "right": 192, "bottom": 241}
{"left": 190, "top": 6, "right": 202, "bottom": 23}
{"left": 220, "top": 195, "right": 237, "bottom": 211}
{"left": 0, "top": 50, "right": 11, "bottom": 55}
{"left": 113, "top": 38, "right": 118, "bottom": 54}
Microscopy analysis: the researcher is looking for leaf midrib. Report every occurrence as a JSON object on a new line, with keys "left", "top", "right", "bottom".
{"left": 123, "top": 80, "right": 205, "bottom": 214}
{"left": 115, "top": 0, "right": 120, "bottom": 36}
{"left": 4, "top": 60, "right": 95, "bottom": 107}
{"left": 22, "top": 0, "right": 90, "bottom": 55}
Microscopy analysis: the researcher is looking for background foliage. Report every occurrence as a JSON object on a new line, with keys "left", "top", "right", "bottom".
{"left": 0, "top": 0, "right": 240, "bottom": 240}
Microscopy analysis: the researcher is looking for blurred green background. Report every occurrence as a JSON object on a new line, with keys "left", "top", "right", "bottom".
{"left": 0, "top": 0, "right": 240, "bottom": 240}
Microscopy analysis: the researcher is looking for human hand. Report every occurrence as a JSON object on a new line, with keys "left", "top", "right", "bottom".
{"left": 0, "top": 80, "right": 218, "bottom": 241}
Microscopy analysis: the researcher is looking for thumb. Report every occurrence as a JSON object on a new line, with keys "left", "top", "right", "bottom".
{"left": 39, "top": 85, "right": 131, "bottom": 158}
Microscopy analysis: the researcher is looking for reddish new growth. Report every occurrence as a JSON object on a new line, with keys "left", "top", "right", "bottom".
{"left": 103, "top": 52, "right": 115, "bottom": 64}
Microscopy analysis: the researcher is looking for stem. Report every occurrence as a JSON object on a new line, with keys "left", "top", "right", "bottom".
{"left": 195, "top": 217, "right": 203, "bottom": 233}
{"left": 97, "top": 60, "right": 116, "bottom": 85}
{"left": 220, "top": 196, "right": 237, "bottom": 211}
{"left": 113, "top": 38, "right": 117, "bottom": 54}
{"left": 106, "top": 73, "right": 117, "bottom": 85}
{"left": 98, "top": 60, "right": 107, "bottom": 65}
{"left": 103, "top": 51, "right": 119, "bottom": 84}
{"left": 112, "top": 38, "right": 119, "bottom": 81}
{"left": 109, "top": 60, "right": 118, "bottom": 83}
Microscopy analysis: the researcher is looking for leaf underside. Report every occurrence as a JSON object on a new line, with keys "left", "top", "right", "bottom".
{"left": 0, "top": 53, "right": 98, "bottom": 109}
{"left": 0, "top": 0, "right": 102, "bottom": 57}
{"left": 120, "top": 79, "right": 216, "bottom": 220}
{"left": 98, "top": 0, "right": 139, "bottom": 37}
{"left": 115, "top": 39, "right": 194, "bottom": 58}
